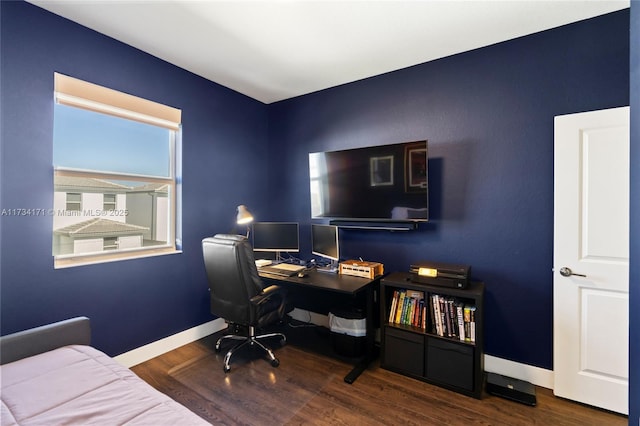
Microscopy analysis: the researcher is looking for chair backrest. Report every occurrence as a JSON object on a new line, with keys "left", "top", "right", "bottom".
{"left": 202, "top": 234, "right": 264, "bottom": 325}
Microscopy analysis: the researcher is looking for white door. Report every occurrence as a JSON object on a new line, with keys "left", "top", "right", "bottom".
{"left": 553, "top": 106, "right": 629, "bottom": 415}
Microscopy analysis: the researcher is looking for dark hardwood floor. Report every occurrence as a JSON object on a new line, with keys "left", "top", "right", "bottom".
{"left": 132, "top": 326, "right": 627, "bottom": 425}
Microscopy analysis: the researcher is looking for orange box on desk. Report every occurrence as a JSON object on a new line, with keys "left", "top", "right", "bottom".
{"left": 339, "top": 260, "right": 384, "bottom": 279}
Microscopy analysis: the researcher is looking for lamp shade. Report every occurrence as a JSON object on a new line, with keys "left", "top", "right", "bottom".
{"left": 236, "top": 205, "right": 254, "bottom": 225}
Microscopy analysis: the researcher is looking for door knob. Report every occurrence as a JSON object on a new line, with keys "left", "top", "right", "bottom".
{"left": 559, "top": 267, "right": 586, "bottom": 278}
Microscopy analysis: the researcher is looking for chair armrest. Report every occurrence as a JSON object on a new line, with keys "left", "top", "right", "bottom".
{"left": 0, "top": 316, "right": 91, "bottom": 365}
{"left": 250, "top": 285, "right": 286, "bottom": 307}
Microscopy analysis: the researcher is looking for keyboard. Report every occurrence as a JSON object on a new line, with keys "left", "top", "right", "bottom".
{"left": 259, "top": 263, "right": 305, "bottom": 277}
{"left": 271, "top": 263, "right": 305, "bottom": 272}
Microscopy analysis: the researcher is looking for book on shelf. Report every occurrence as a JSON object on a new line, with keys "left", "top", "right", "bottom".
{"left": 428, "top": 293, "right": 477, "bottom": 343}
{"left": 394, "top": 291, "right": 405, "bottom": 324}
{"left": 469, "top": 306, "right": 476, "bottom": 343}
{"left": 388, "top": 290, "right": 399, "bottom": 323}
{"left": 462, "top": 305, "right": 477, "bottom": 343}
{"left": 387, "top": 288, "right": 425, "bottom": 329}
{"left": 387, "top": 288, "right": 476, "bottom": 339}
{"left": 432, "top": 294, "right": 442, "bottom": 336}
{"left": 446, "top": 298, "right": 455, "bottom": 338}
{"left": 456, "top": 303, "right": 466, "bottom": 342}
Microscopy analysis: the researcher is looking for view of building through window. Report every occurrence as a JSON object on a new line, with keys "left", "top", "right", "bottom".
{"left": 52, "top": 174, "right": 171, "bottom": 256}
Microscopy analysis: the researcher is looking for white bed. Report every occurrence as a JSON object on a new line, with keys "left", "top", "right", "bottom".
{"left": 0, "top": 318, "right": 208, "bottom": 425}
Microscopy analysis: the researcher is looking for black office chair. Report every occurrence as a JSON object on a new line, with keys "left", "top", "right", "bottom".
{"left": 202, "top": 234, "right": 287, "bottom": 372}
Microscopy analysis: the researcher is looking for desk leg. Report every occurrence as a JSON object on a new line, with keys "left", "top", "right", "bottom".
{"left": 344, "top": 284, "right": 376, "bottom": 384}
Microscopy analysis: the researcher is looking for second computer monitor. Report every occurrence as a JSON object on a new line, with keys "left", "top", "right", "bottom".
{"left": 252, "top": 222, "right": 300, "bottom": 253}
{"left": 311, "top": 224, "right": 339, "bottom": 261}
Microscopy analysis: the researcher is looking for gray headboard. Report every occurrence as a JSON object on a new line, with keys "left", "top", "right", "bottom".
{"left": 0, "top": 316, "right": 91, "bottom": 365}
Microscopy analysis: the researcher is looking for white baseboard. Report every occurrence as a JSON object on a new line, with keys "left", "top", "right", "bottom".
{"left": 113, "top": 318, "right": 226, "bottom": 368}
{"left": 113, "top": 313, "right": 555, "bottom": 392}
{"left": 484, "top": 354, "right": 554, "bottom": 389}
{"left": 114, "top": 310, "right": 328, "bottom": 368}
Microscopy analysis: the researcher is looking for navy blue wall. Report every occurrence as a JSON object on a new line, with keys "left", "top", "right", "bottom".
{"left": 629, "top": 0, "right": 639, "bottom": 421}
{"left": 0, "top": 1, "right": 270, "bottom": 356}
{"left": 268, "top": 10, "right": 630, "bottom": 370}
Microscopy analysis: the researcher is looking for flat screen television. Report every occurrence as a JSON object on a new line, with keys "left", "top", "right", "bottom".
{"left": 252, "top": 222, "right": 299, "bottom": 254}
{"left": 309, "top": 140, "right": 428, "bottom": 222}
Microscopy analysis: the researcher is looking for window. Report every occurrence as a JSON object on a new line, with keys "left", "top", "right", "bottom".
{"left": 103, "top": 194, "right": 116, "bottom": 211}
{"left": 104, "top": 237, "right": 118, "bottom": 251}
{"left": 66, "top": 193, "right": 82, "bottom": 211}
{"left": 52, "top": 73, "right": 182, "bottom": 268}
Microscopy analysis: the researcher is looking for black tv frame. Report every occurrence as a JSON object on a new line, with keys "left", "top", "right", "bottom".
{"left": 309, "top": 140, "right": 428, "bottom": 228}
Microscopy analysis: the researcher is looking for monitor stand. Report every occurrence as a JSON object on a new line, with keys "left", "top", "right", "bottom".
{"left": 317, "top": 260, "right": 339, "bottom": 274}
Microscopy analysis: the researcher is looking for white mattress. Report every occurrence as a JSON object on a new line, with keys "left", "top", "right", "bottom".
{"left": 1, "top": 345, "right": 208, "bottom": 425}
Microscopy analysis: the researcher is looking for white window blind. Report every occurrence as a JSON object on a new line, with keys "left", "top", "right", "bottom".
{"left": 54, "top": 72, "right": 181, "bottom": 130}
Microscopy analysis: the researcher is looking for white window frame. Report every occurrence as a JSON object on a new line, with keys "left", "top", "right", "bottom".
{"left": 103, "top": 236, "right": 118, "bottom": 251}
{"left": 66, "top": 192, "right": 82, "bottom": 211}
{"left": 103, "top": 193, "right": 117, "bottom": 211}
{"left": 53, "top": 73, "right": 182, "bottom": 268}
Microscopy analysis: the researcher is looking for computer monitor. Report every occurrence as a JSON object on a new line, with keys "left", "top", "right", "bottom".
{"left": 311, "top": 224, "right": 340, "bottom": 262}
{"left": 252, "top": 222, "right": 299, "bottom": 258}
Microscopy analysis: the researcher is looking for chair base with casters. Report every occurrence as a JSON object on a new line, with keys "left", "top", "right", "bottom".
{"left": 215, "top": 323, "right": 287, "bottom": 373}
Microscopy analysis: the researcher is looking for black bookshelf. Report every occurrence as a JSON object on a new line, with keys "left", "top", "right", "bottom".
{"left": 380, "top": 272, "right": 485, "bottom": 399}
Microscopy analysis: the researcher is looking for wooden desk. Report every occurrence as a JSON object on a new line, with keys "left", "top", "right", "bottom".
{"left": 259, "top": 268, "right": 380, "bottom": 384}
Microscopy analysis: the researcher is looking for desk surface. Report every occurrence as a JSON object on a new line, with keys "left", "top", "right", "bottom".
{"left": 258, "top": 268, "right": 375, "bottom": 294}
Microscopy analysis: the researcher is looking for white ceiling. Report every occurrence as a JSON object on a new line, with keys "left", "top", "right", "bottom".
{"left": 28, "top": 0, "right": 629, "bottom": 104}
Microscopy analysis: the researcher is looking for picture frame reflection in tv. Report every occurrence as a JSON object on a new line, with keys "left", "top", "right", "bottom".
{"left": 405, "top": 142, "right": 427, "bottom": 192}
{"left": 370, "top": 155, "right": 394, "bottom": 186}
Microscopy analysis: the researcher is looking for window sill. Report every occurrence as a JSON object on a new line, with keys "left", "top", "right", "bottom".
{"left": 54, "top": 246, "right": 182, "bottom": 269}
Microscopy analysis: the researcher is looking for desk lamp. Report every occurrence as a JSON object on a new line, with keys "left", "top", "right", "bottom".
{"left": 236, "top": 205, "right": 254, "bottom": 238}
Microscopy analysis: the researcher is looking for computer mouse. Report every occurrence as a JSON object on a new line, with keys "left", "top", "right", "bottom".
{"left": 297, "top": 271, "right": 309, "bottom": 278}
